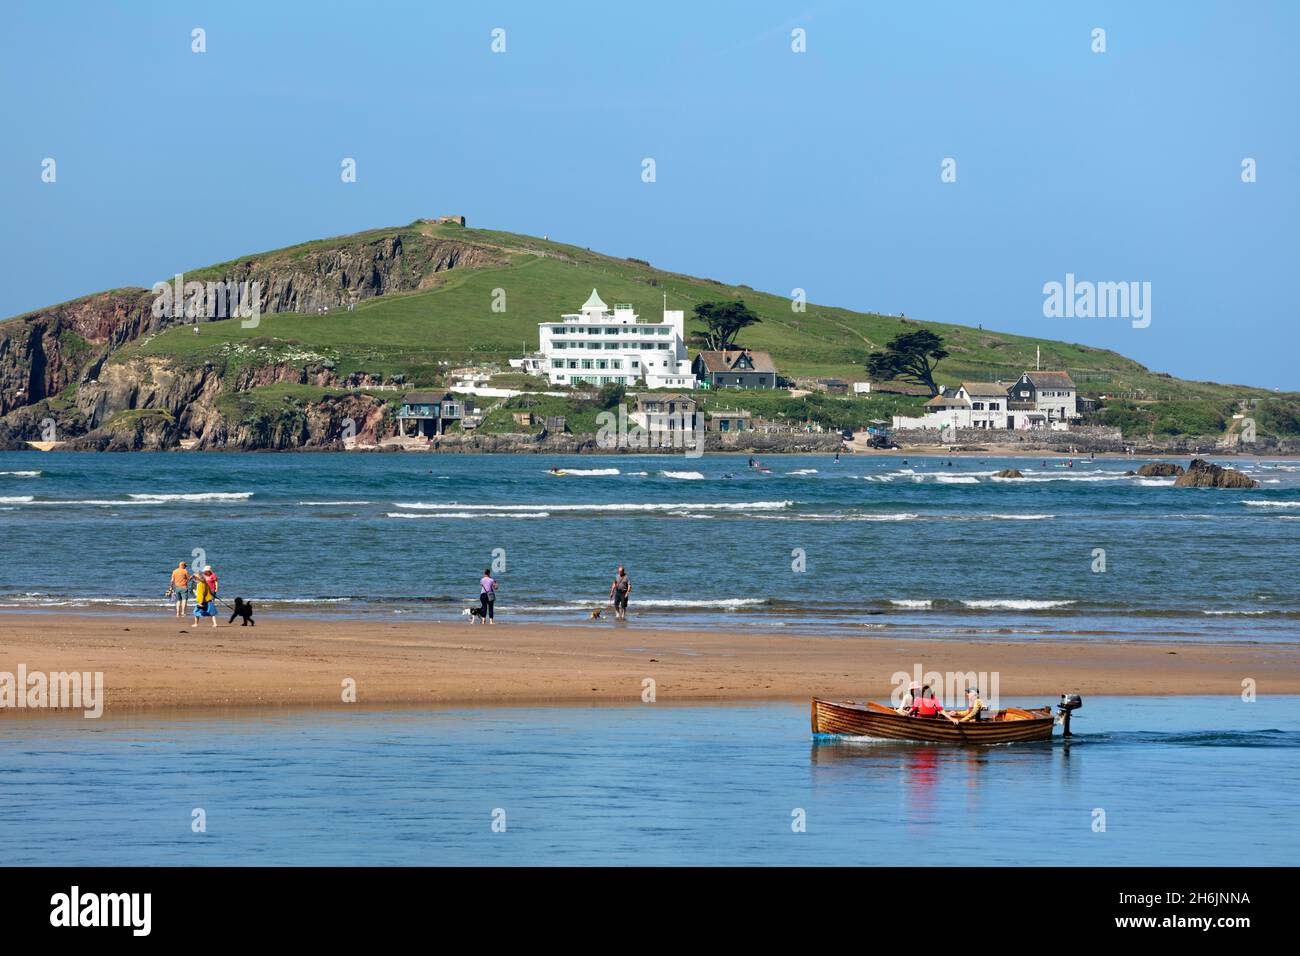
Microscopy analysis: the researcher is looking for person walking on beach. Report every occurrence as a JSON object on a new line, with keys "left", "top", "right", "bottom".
{"left": 192, "top": 567, "right": 218, "bottom": 629}
{"left": 479, "top": 568, "right": 498, "bottom": 624}
{"left": 609, "top": 566, "right": 631, "bottom": 621}
{"left": 168, "top": 560, "right": 194, "bottom": 617}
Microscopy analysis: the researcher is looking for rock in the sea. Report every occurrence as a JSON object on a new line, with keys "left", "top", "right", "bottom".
{"left": 992, "top": 468, "right": 1024, "bottom": 478}
{"left": 1136, "top": 462, "right": 1185, "bottom": 477}
{"left": 1123, "top": 470, "right": 1137, "bottom": 476}
{"left": 1172, "top": 458, "right": 1258, "bottom": 489}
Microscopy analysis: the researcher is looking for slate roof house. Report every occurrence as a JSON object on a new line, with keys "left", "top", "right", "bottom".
{"left": 692, "top": 349, "right": 778, "bottom": 389}
{"left": 892, "top": 371, "right": 1079, "bottom": 431}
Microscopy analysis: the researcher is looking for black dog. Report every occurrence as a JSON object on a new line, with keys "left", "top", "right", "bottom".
{"left": 228, "top": 597, "right": 255, "bottom": 626}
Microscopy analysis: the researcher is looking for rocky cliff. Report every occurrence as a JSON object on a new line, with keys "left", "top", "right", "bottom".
{"left": 0, "top": 228, "right": 507, "bottom": 449}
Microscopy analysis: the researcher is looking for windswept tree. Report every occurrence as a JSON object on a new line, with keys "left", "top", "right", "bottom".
{"left": 692, "top": 300, "right": 761, "bottom": 350}
{"left": 866, "top": 330, "right": 948, "bottom": 396}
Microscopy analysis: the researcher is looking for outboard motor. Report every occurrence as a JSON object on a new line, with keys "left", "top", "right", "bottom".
{"left": 1057, "top": 693, "right": 1083, "bottom": 737}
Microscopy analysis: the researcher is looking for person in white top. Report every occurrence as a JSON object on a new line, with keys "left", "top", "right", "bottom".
{"left": 896, "top": 680, "right": 922, "bottom": 714}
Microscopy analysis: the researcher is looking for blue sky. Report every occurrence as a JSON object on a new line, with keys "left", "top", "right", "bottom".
{"left": 2, "top": 1, "right": 1296, "bottom": 388}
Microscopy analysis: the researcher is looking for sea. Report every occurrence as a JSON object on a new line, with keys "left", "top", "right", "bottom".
{"left": 2, "top": 450, "right": 1297, "bottom": 866}
{"left": 1, "top": 450, "right": 1298, "bottom": 643}
{"left": 0, "top": 697, "right": 1296, "bottom": 866}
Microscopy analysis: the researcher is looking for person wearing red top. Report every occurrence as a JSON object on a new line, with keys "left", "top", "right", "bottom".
{"left": 914, "top": 687, "right": 946, "bottom": 718}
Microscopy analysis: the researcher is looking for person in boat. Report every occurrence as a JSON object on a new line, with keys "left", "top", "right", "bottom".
{"left": 946, "top": 687, "right": 986, "bottom": 724}
{"left": 895, "top": 680, "right": 922, "bottom": 714}
{"left": 912, "top": 686, "right": 947, "bottom": 719}
{"left": 609, "top": 566, "right": 631, "bottom": 621}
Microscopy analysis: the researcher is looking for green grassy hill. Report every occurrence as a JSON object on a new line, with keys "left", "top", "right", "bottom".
{"left": 7, "top": 218, "right": 1297, "bottom": 444}
{"left": 121, "top": 220, "right": 1270, "bottom": 400}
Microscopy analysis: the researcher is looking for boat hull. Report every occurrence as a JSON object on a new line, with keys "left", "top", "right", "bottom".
{"left": 811, "top": 698, "right": 1056, "bottom": 744}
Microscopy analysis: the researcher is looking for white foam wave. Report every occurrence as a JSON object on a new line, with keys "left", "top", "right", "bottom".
{"left": 554, "top": 468, "right": 620, "bottom": 476}
{"left": 889, "top": 599, "right": 933, "bottom": 609}
{"left": 660, "top": 470, "right": 705, "bottom": 480}
{"left": 387, "top": 511, "right": 549, "bottom": 519}
{"left": 392, "top": 500, "right": 793, "bottom": 513}
{"left": 1242, "top": 500, "right": 1300, "bottom": 508}
{"left": 961, "top": 599, "right": 1077, "bottom": 610}
{"left": 0, "top": 471, "right": 41, "bottom": 477}
{"left": 787, "top": 468, "right": 819, "bottom": 475}
{"left": 128, "top": 492, "right": 254, "bottom": 502}
{"left": 297, "top": 500, "right": 372, "bottom": 506}
{"left": 632, "top": 598, "right": 766, "bottom": 609}
{"left": 748, "top": 512, "right": 918, "bottom": 522}
{"left": 0, "top": 495, "right": 34, "bottom": 503}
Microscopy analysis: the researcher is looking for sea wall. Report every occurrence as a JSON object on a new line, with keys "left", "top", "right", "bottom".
{"left": 367, "top": 431, "right": 843, "bottom": 455}
{"left": 892, "top": 425, "right": 1298, "bottom": 455}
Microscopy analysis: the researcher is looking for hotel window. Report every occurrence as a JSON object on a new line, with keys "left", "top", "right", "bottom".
{"left": 596, "top": 360, "right": 608, "bottom": 370}
{"left": 611, "top": 360, "right": 622, "bottom": 369}
{"left": 581, "top": 359, "right": 593, "bottom": 369}
{"left": 972, "top": 402, "right": 984, "bottom": 410}
{"left": 631, "top": 360, "right": 639, "bottom": 368}
{"left": 551, "top": 360, "right": 563, "bottom": 369}
{"left": 568, "top": 360, "right": 579, "bottom": 369}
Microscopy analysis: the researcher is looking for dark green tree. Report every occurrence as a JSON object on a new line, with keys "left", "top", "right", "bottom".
{"left": 692, "top": 300, "right": 761, "bottom": 350}
{"left": 866, "top": 330, "right": 948, "bottom": 396}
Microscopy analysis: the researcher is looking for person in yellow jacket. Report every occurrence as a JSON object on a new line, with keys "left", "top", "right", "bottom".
{"left": 192, "top": 570, "right": 218, "bottom": 628}
{"left": 946, "top": 687, "right": 986, "bottom": 724}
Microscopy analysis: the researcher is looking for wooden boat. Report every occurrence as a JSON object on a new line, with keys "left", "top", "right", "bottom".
{"left": 811, "top": 698, "right": 1056, "bottom": 744}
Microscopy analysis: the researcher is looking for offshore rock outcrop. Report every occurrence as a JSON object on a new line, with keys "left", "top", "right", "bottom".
{"left": 1172, "top": 458, "right": 1258, "bottom": 489}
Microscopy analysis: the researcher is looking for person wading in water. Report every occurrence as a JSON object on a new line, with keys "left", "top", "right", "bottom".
{"left": 609, "top": 566, "right": 631, "bottom": 621}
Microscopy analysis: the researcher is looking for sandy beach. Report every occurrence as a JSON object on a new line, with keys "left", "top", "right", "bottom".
{"left": 1, "top": 612, "right": 1295, "bottom": 717}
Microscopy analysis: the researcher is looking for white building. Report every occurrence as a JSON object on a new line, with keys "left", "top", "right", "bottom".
{"left": 1007, "top": 371, "right": 1077, "bottom": 427}
{"left": 891, "top": 371, "right": 1080, "bottom": 431}
{"left": 535, "top": 289, "right": 697, "bottom": 389}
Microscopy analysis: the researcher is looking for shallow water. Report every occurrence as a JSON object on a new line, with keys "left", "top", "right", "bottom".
{"left": 0, "top": 696, "right": 1295, "bottom": 865}
{"left": 1, "top": 451, "right": 1297, "bottom": 643}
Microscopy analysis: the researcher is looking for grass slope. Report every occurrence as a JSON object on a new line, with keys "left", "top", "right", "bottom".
{"left": 113, "top": 221, "right": 1277, "bottom": 401}
{"left": 10, "top": 220, "right": 1296, "bottom": 438}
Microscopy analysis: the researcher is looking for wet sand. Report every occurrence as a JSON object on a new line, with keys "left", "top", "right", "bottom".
{"left": 1, "top": 613, "right": 1295, "bottom": 717}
